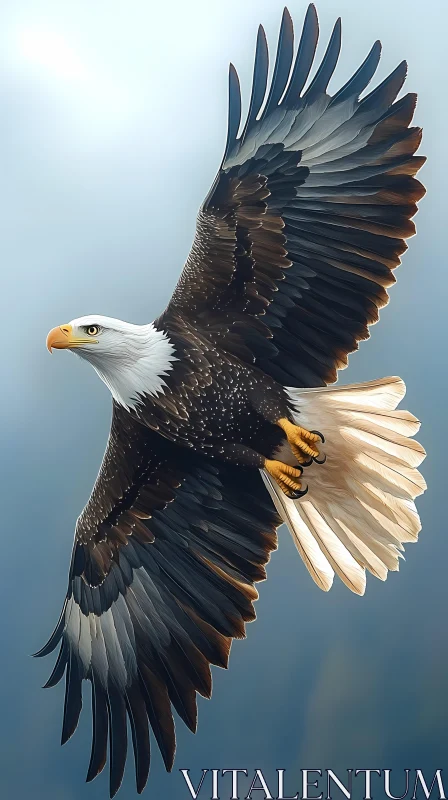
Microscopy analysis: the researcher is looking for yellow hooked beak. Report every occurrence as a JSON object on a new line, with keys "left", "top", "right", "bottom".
{"left": 46, "top": 324, "right": 98, "bottom": 352}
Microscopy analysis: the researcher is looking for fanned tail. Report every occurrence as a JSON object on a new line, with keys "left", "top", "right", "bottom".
{"left": 262, "top": 377, "right": 426, "bottom": 595}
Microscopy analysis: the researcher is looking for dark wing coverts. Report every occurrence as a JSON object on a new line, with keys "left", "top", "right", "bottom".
{"left": 36, "top": 405, "right": 278, "bottom": 795}
{"left": 168, "top": 5, "right": 425, "bottom": 388}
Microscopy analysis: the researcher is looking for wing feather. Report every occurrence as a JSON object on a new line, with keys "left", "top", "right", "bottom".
{"left": 283, "top": 4, "right": 319, "bottom": 105}
{"left": 166, "top": 7, "right": 424, "bottom": 389}
{"left": 36, "top": 405, "right": 279, "bottom": 796}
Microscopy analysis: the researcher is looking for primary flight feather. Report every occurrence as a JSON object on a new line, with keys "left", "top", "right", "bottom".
{"left": 38, "top": 5, "right": 426, "bottom": 796}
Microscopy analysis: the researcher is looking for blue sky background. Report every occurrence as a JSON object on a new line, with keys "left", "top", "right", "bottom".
{"left": 0, "top": 1, "right": 446, "bottom": 798}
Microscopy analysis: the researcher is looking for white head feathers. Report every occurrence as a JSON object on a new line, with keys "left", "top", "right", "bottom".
{"left": 68, "top": 315, "right": 177, "bottom": 409}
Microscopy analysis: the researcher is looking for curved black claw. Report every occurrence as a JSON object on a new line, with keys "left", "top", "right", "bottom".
{"left": 290, "top": 484, "right": 309, "bottom": 500}
{"left": 300, "top": 457, "right": 313, "bottom": 468}
{"left": 313, "top": 453, "right": 327, "bottom": 465}
{"left": 310, "top": 429, "right": 325, "bottom": 444}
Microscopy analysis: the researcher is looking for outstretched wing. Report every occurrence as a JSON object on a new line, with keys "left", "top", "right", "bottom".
{"left": 166, "top": 5, "right": 425, "bottom": 387}
{"left": 35, "top": 404, "right": 279, "bottom": 797}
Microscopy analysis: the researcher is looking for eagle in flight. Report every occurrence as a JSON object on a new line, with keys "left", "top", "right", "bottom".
{"left": 39, "top": 5, "right": 426, "bottom": 797}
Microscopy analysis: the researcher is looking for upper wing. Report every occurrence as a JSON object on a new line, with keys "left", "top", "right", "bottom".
{"left": 166, "top": 5, "right": 425, "bottom": 387}
{"left": 35, "top": 404, "right": 279, "bottom": 797}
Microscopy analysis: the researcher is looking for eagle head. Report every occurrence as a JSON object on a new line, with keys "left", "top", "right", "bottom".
{"left": 46, "top": 315, "right": 177, "bottom": 408}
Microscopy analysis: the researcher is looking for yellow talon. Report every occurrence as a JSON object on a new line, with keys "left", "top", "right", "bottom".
{"left": 264, "top": 458, "right": 303, "bottom": 497}
{"left": 277, "top": 418, "right": 321, "bottom": 464}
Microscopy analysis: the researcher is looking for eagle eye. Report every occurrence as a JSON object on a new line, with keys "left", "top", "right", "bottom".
{"left": 86, "top": 325, "right": 100, "bottom": 336}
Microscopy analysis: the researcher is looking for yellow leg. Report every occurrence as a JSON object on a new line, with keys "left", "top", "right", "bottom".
{"left": 277, "top": 418, "right": 321, "bottom": 464}
{"left": 264, "top": 458, "right": 305, "bottom": 498}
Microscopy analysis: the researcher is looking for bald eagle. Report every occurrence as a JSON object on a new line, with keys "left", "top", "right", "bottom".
{"left": 38, "top": 6, "right": 426, "bottom": 797}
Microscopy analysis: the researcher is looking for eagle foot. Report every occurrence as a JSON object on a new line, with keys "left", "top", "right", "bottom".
{"left": 277, "top": 418, "right": 322, "bottom": 465}
{"left": 264, "top": 459, "right": 306, "bottom": 498}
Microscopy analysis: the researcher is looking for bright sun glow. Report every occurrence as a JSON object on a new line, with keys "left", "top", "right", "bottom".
{"left": 10, "top": 25, "right": 138, "bottom": 135}
{"left": 17, "top": 27, "right": 89, "bottom": 82}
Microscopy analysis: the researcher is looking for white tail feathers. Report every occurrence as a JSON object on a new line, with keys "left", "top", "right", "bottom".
{"left": 261, "top": 377, "right": 426, "bottom": 596}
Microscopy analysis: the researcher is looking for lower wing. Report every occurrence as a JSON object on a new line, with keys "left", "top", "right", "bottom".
{"left": 35, "top": 404, "right": 279, "bottom": 797}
